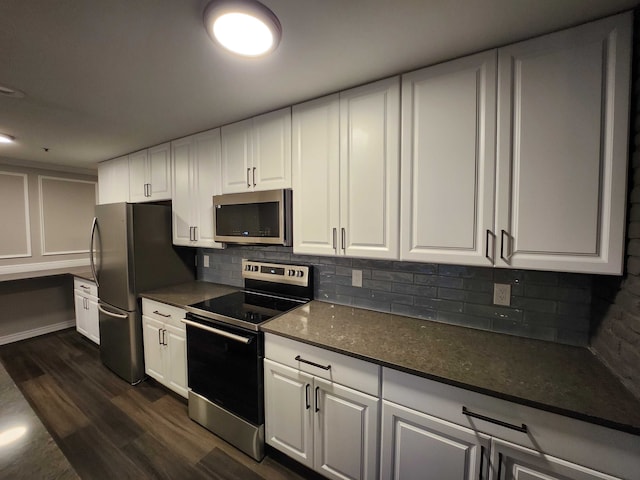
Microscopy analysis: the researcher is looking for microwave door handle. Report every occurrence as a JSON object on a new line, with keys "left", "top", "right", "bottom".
{"left": 180, "top": 319, "right": 253, "bottom": 344}
{"left": 89, "top": 217, "right": 99, "bottom": 287}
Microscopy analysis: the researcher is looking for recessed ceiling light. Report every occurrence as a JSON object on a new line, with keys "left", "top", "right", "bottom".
{"left": 0, "top": 133, "right": 15, "bottom": 144}
{"left": 203, "top": 0, "right": 282, "bottom": 57}
{"left": 0, "top": 84, "right": 25, "bottom": 98}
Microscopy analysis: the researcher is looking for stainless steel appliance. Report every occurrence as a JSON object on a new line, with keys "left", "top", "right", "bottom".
{"left": 183, "top": 259, "right": 312, "bottom": 461}
{"left": 90, "top": 203, "right": 195, "bottom": 384}
{"left": 213, "top": 189, "right": 292, "bottom": 246}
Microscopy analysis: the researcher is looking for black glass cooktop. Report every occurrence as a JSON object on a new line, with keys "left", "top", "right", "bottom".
{"left": 189, "top": 291, "right": 305, "bottom": 326}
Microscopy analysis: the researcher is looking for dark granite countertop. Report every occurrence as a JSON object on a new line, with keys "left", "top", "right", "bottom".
{"left": 0, "top": 266, "right": 94, "bottom": 283}
{"left": 262, "top": 300, "right": 640, "bottom": 436}
{"left": 139, "top": 281, "right": 239, "bottom": 309}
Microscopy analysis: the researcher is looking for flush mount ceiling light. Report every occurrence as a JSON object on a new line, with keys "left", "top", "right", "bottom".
{"left": 203, "top": 0, "right": 282, "bottom": 57}
{"left": 0, "top": 133, "right": 15, "bottom": 144}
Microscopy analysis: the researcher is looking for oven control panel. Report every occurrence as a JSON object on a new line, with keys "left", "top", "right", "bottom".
{"left": 242, "top": 259, "right": 310, "bottom": 287}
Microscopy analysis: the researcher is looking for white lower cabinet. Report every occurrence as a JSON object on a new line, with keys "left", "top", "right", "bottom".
{"left": 381, "top": 400, "right": 490, "bottom": 480}
{"left": 141, "top": 299, "right": 188, "bottom": 398}
{"left": 264, "top": 334, "right": 380, "bottom": 480}
{"left": 382, "top": 368, "right": 637, "bottom": 480}
{"left": 73, "top": 277, "right": 99, "bottom": 344}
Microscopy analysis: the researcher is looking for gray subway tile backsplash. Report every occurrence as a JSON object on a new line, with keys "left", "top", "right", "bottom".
{"left": 197, "top": 245, "right": 593, "bottom": 346}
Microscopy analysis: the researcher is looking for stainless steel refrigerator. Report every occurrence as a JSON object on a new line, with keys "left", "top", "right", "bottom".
{"left": 90, "top": 203, "right": 195, "bottom": 384}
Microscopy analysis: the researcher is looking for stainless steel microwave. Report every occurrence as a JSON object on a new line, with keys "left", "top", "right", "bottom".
{"left": 213, "top": 189, "right": 292, "bottom": 246}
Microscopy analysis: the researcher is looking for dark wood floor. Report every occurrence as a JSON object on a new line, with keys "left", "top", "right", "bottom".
{"left": 0, "top": 329, "right": 311, "bottom": 480}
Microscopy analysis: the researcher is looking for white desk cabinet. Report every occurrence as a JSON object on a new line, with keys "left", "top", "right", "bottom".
{"left": 73, "top": 277, "right": 99, "bottom": 344}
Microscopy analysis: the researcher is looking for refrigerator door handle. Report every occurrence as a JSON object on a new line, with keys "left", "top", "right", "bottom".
{"left": 97, "top": 303, "right": 128, "bottom": 319}
{"left": 89, "top": 217, "right": 99, "bottom": 287}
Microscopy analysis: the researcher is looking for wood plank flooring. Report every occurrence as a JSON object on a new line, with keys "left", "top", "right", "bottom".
{"left": 0, "top": 329, "right": 318, "bottom": 480}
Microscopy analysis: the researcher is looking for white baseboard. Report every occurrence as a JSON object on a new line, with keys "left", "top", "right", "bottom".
{"left": 0, "top": 259, "right": 90, "bottom": 275}
{"left": 0, "top": 320, "right": 75, "bottom": 346}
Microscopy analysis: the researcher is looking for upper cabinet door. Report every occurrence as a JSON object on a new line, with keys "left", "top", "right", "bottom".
{"left": 292, "top": 95, "right": 341, "bottom": 256}
{"left": 193, "top": 129, "right": 223, "bottom": 247}
{"left": 221, "top": 118, "right": 253, "bottom": 193}
{"left": 253, "top": 107, "right": 292, "bottom": 191}
{"left": 148, "top": 143, "right": 171, "bottom": 201}
{"left": 495, "top": 12, "right": 631, "bottom": 274}
{"left": 128, "top": 149, "right": 148, "bottom": 202}
{"left": 340, "top": 77, "right": 401, "bottom": 260}
{"left": 98, "top": 156, "right": 129, "bottom": 205}
{"left": 401, "top": 50, "right": 497, "bottom": 266}
{"left": 171, "top": 137, "right": 194, "bottom": 246}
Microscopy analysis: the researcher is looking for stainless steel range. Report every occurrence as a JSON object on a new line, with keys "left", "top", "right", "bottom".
{"left": 182, "top": 259, "right": 312, "bottom": 461}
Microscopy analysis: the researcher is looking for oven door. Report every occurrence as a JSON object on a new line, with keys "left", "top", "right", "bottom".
{"left": 182, "top": 313, "right": 264, "bottom": 426}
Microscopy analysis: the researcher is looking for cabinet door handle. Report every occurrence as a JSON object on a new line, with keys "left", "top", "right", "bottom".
{"left": 315, "top": 386, "right": 320, "bottom": 413}
{"left": 485, "top": 229, "right": 495, "bottom": 262}
{"left": 500, "top": 230, "right": 512, "bottom": 263}
{"left": 193, "top": 226, "right": 197, "bottom": 241}
{"left": 162, "top": 329, "right": 167, "bottom": 346}
{"left": 295, "top": 355, "right": 331, "bottom": 370}
{"left": 158, "top": 328, "right": 162, "bottom": 345}
{"left": 462, "top": 406, "right": 528, "bottom": 433}
{"left": 252, "top": 167, "right": 256, "bottom": 187}
{"left": 247, "top": 168, "right": 251, "bottom": 187}
{"left": 153, "top": 310, "right": 171, "bottom": 318}
{"left": 332, "top": 228, "right": 337, "bottom": 251}
{"left": 341, "top": 228, "right": 346, "bottom": 251}
{"left": 305, "top": 384, "right": 310, "bottom": 410}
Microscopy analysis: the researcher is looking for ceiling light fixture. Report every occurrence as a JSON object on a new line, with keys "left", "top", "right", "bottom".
{"left": 203, "top": 0, "right": 282, "bottom": 57}
{"left": 0, "top": 133, "right": 15, "bottom": 144}
{"left": 0, "top": 84, "right": 25, "bottom": 98}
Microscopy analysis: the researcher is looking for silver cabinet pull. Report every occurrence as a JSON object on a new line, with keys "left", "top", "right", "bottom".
{"left": 193, "top": 226, "right": 197, "bottom": 241}
{"left": 189, "top": 226, "right": 194, "bottom": 241}
{"left": 89, "top": 217, "right": 99, "bottom": 287}
{"left": 295, "top": 355, "right": 331, "bottom": 370}
{"left": 158, "top": 328, "right": 162, "bottom": 345}
{"left": 98, "top": 304, "right": 128, "bottom": 319}
{"left": 247, "top": 168, "right": 251, "bottom": 187}
{"left": 332, "top": 228, "right": 337, "bottom": 251}
{"left": 500, "top": 230, "right": 512, "bottom": 262}
{"left": 162, "top": 329, "right": 167, "bottom": 346}
{"left": 341, "top": 228, "right": 346, "bottom": 251}
{"left": 153, "top": 310, "right": 171, "bottom": 318}
{"left": 80, "top": 285, "right": 90, "bottom": 290}
{"left": 180, "top": 319, "right": 253, "bottom": 344}
{"left": 462, "top": 406, "right": 528, "bottom": 433}
{"left": 252, "top": 167, "right": 256, "bottom": 187}
{"left": 485, "top": 229, "right": 495, "bottom": 262}
{"left": 315, "top": 386, "right": 320, "bottom": 413}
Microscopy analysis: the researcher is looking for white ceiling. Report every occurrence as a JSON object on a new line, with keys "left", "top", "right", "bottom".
{"left": 0, "top": 0, "right": 638, "bottom": 171}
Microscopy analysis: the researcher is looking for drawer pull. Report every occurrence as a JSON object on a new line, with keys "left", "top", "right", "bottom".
{"left": 153, "top": 310, "right": 171, "bottom": 318}
{"left": 80, "top": 285, "right": 91, "bottom": 290}
{"left": 295, "top": 355, "right": 331, "bottom": 371}
{"left": 462, "top": 406, "right": 528, "bottom": 433}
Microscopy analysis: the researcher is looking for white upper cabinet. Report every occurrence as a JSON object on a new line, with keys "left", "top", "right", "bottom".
{"left": 221, "top": 107, "right": 292, "bottom": 193}
{"left": 98, "top": 155, "right": 129, "bottom": 204}
{"left": 292, "top": 94, "right": 341, "bottom": 256}
{"left": 293, "top": 78, "right": 401, "bottom": 260}
{"left": 340, "top": 77, "right": 401, "bottom": 259}
{"left": 495, "top": 12, "right": 631, "bottom": 274}
{"left": 171, "top": 129, "right": 223, "bottom": 248}
{"left": 400, "top": 50, "right": 497, "bottom": 266}
{"left": 129, "top": 143, "right": 172, "bottom": 202}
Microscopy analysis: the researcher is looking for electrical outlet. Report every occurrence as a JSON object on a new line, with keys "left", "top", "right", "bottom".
{"left": 203, "top": 255, "right": 209, "bottom": 268}
{"left": 352, "top": 269, "right": 363, "bottom": 287}
{"left": 493, "top": 283, "right": 511, "bottom": 306}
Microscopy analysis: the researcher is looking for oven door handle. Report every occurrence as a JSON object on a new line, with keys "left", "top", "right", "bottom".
{"left": 180, "top": 319, "right": 253, "bottom": 344}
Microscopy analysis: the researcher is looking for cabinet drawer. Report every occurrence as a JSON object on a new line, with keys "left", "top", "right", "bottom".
{"left": 383, "top": 367, "right": 639, "bottom": 479}
{"left": 265, "top": 333, "right": 380, "bottom": 396}
{"left": 141, "top": 298, "right": 186, "bottom": 329}
{"left": 74, "top": 277, "right": 97, "bottom": 297}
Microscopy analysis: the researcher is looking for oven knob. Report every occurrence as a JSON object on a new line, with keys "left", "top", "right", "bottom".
{"left": 245, "top": 265, "right": 251, "bottom": 271}
{"left": 288, "top": 269, "right": 295, "bottom": 276}
{"left": 296, "top": 270, "right": 304, "bottom": 277}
